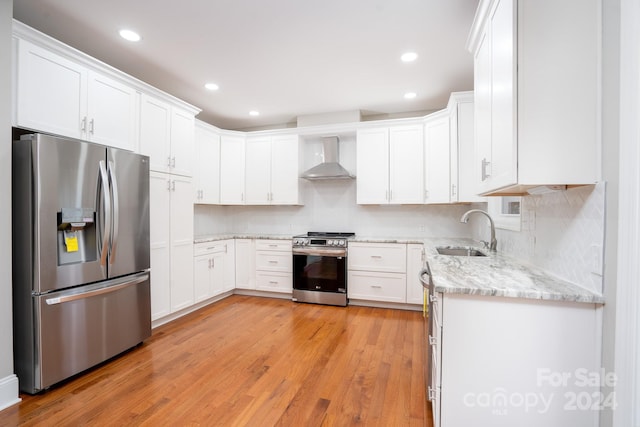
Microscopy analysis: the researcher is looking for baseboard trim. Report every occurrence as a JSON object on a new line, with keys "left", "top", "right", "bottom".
{"left": 0, "top": 374, "right": 21, "bottom": 412}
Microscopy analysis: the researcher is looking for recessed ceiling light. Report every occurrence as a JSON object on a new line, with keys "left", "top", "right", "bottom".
{"left": 249, "top": 111, "right": 260, "bottom": 116}
{"left": 119, "top": 29, "right": 141, "bottom": 42}
{"left": 204, "top": 83, "right": 219, "bottom": 91}
{"left": 401, "top": 52, "right": 418, "bottom": 62}
{"left": 404, "top": 92, "right": 417, "bottom": 99}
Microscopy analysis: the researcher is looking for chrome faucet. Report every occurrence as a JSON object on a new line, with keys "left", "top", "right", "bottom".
{"left": 460, "top": 209, "right": 497, "bottom": 251}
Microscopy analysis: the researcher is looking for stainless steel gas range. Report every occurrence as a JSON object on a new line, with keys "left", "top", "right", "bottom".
{"left": 292, "top": 232, "right": 355, "bottom": 307}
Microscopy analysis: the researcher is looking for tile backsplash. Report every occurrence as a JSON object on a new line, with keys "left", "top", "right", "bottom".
{"left": 195, "top": 177, "right": 606, "bottom": 295}
{"left": 195, "top": 179, "right": 483, "bottom": 239}
{"left": 489, "top": 183, "right": 605, "bottom": 294}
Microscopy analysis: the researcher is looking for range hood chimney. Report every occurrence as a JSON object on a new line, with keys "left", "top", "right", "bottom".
{"left": 301, "top": 136, "right": 355, "bottom": 181}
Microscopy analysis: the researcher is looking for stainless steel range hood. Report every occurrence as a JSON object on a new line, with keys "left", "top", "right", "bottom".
{"left": 301, "top": 136, "right": 355, "bottom": 181}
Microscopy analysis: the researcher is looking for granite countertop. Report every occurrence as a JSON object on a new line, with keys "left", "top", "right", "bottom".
{"left": 422, "top": 237, "right": 604, "bottom": 304}
{"left": 350, "top": 236, "right": 423, "bottom": 244}
{"left": 195, "top": 234, "right": 423, "bottom": 244}
{"left": 194, "top": 234, "right": 294, "bottom": 243}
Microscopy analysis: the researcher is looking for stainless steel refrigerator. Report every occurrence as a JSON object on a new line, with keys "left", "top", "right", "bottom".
{"left": 12, "top": 132, "right": 152, "bottom": 394}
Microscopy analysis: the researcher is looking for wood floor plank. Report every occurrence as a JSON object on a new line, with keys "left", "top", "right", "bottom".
{"left": 0, "top": 295, "right": 428, "bottom": 426}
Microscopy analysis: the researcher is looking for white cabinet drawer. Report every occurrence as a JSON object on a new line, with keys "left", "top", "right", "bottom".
{"left": 256, "top": 251, "right": 292, "bottom": 272}
{"left": 194, "top": 241, "right": 229, "bottom": 256}
{"left": 347, "top": 271, "right": 406, "bottom": 303}
{"left": 348, "top": 242, "right": 407, "bottom": 273}
{"left": 256, "top": 271, "right": 292, "bottom": 293}
{"left": 255, "top": 239, "right": 292, "bottom": 251}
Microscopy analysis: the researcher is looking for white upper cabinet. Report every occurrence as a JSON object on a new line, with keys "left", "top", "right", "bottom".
{"left": 244, "top": 137, "right": 272, "bottom": 204}
{"left": 169, "top": 107, "right": 195, "bottom": 177}
{"left": 15, "top": 38, "right": 138, "bottom": 151}
{"left": 245, "top": 134, "right": 301, "bottom": 205}
{"left": 219, "top": 135, "right": 246, "bottom": 205}
{"left": 424, "top": 111, "right": 451, "bottom": 204}
{"left": 194, "top": 121, "right": 221, "bottom": 204}
{"left": 86, "top": 71, "right": 138, "bottom": 151}
{"left": 468, "top": 0, "right": 601, "bottom": 195}
{"left": 356, "top": 128, "right": 390, "bottom": 204}
{"left": 357, "top": 124, "right": 424, "bottom": 204}
{"left": 15, "top": 38, "right": 86, "bottom": 139}
{"left": 140, "top": 94, "right": 195, "bottom": 176}
{"left": 449, "top": 92, "right": 484, "bottom": 203}
{"left": 139, "top": 95, "right": 171, "bottom": 170}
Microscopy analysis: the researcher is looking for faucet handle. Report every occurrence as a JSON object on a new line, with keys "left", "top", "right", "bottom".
{"left": 480, "top": 240, "right": 490, "bottom": 249}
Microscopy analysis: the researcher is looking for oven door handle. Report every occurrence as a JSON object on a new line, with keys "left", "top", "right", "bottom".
{"left": 292, "top": 247, "right": 347, "bottom": 257}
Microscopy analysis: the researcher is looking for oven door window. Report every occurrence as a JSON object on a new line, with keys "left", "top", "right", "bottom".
{"left": 293, "top": 254, "right": 346, "bottom": 293}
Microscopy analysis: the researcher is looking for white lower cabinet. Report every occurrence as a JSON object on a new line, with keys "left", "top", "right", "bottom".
{"left": 406, "top": 244, "right": 425, "bottom": 305}
{"left": 193, "top": 239, "right": 235, "bottom": 302}
{"left": 149, "top": 172, "right": 194, "bottom": 320}
{"left": 235, "top": 239, "right": 256, "bottom": 290}
{"left": 255, "top": 240, "right": 292, "bottom": 293}
{"left": 430, "top": 292, "right": 601, "bottom": 427}
{"left": 348, "top": 271, "right": 406, "bottom": 303}
{"left": 347, "top": 242, "right": 408, "bottom": 303}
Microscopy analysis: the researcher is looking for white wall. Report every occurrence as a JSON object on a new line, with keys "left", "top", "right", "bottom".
{"left": 0, "top": 0, "right": 20, "bottom": 411}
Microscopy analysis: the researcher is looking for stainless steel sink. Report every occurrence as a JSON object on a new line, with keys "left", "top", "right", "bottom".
{"left": 436, "top": 246, "right": 487, "bottom": 257}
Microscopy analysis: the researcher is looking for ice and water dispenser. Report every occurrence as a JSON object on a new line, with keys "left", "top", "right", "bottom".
{"left": 57, "top": 207, "right": 97, "bottom": 265}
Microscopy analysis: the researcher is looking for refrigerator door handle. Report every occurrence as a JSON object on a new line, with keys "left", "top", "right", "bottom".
{"left": 45, "top": 273, "right": 150, "bottom": 305}
{"left": 98, "top": 161, "right": 112, "bottom": 267}
{"left": 108, "top": 161, "right": 119, "bottom": 264}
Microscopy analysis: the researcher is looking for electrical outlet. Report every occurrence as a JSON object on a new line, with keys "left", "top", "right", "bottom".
{"left": 419, "top": 225, "right": 425, "bottom": 233}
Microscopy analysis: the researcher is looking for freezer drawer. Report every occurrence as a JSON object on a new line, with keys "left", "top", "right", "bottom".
{"left": 21, "top": 273, "right": 151, "bottom": 393}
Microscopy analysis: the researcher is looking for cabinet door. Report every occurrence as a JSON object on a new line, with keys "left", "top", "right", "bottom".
{"left": 220, "top": 135, "right": 246, "bottom": 204}
{"left": 389, "top": 125, "right": 424, "bottom": 204}
{"left": 235, "top": 239, "right": 255, "bottom": 290}
{"left": 194, "top": 255, "right": 212, "bottom": 303}
{"left": 194, "top": 124, "right": 220, "bottom": 204}
{"left": 222, "top": 239, "right": 236, "bottom": 292}
{"left": 210, "top": 251, "right": 226, "bottom": 296}
{"left": 86, "top": 71, "right": 138, "bottom": 151}
{"left": 425, "top": 114, "right": 451, "bottom": 204}
{"left": 270, "top": 135, "right": 300, "bottom": 205}
{"left": 149, "top": 172, "right": 171, "bottom": 320}
{"left": 455, "top": 101, "right": 484, "bottom": 203}
{"left": 245, "top": 137, "right": 272, "bottom": 204}
{"left": 488, "top": 0, "right": 517, "bottom": 190}
{"left": 170, "top": 107, "right": 195, "bottom": 177}
{"left": 140, "top": 94, "right": 171, "bottom": 173}
{"left": 15, "top": 38, "right": 86, "bottom": 139}
{"left": 169, "top": 175, "right": 194, "bottom": 312}
{"left": 474, "top": 29, "right": 492, "bottom": 195}
{"left": 406, "top": 244, "right": 425, "bottom": 304}
{"left": 356, "top": 128, "right": 390, "bottom": 204}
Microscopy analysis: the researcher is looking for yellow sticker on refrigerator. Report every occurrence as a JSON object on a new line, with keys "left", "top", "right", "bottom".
{"left": 64, "top": 230, "right": 79, "bottom": 252}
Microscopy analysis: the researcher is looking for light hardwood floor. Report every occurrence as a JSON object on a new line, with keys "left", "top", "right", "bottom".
{"left": 0, "top": 295, "right": 429, "bottom": 426}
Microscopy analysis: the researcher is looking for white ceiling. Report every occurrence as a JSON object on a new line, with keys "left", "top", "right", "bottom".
{"left": 13, "top": 0, "right": 479, "bottom": 131}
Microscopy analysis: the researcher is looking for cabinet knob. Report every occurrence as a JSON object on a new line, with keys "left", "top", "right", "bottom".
{"left": 89, "top": 118, "right": 95, "bottom": 134}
